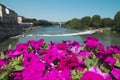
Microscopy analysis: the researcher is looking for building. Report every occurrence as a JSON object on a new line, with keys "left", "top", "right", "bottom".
{"left": 0, "top": 3, "right": 17, "bottom": 23}
{"left": 17, "top": 16, "right": 24, "bottom": 23}
{"left": 17, "top": 16, "right": 33, "bottom": 28}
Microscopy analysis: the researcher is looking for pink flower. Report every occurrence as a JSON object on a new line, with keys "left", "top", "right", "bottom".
{"left": 5, "top": 49, "right": 21, "bottom": 59}
{"left": 104, "top": 57, "right": 116, "bottom": 67}
{"left": 27, "top": 39, "right": 44, "bottom": 49}
{"left": 1, "top": 37, "right": 120, "bottom": 80}
{"left": 22, "top": 61, "right": 45, "bottom": 80}
{"left": 78, "top": 51, "right": 91, "bottom": 59}
{"left": 0, "top": 59, "right": 8, "bottom": 72}
{"left": 57, "top": 50, "right": 67, "bottom": 59}
{"left": 57, "top": 43, "right": 67, "bottom": 50}
{"left": 85, "top": 36, "right": 99, "bottom": 48}
{"left": 58, "top": 69, "right": 72, "bottom": 80}
{"left": 110, "top": 45, "right": 120, "bottom": 54}
{"left": 77, "top": 66, "right": 85, "bottom": 72}
{"left": 68, "top": 41, "right": 81, "bottom": 54}
{"left": 37, "top": 39, "right": 44, "bottom": 46}
{"left": 12, "top": 71, "right": 23, "bottom": 80}
{"left": 98, "top": 43, "right": 105, "bottom": 51}
{"left": 16, "top": 43, "right": 28, "bottom": 52}
{"left": 43, "top": 69, "right": 72, "bottom": 80}
{"left": 111, "top": 67, "right": 120, "bottom": 80}
{"left": 58, "top": 54, "right": 79, "bottom": 70}
{"left": 80, "top": 71, "right": 104, "bottom": 80}
{"left": 23, "top": 52, "right": 40, "bottom": 67}
{"left": 43, "top": 69, "right": 59, "bottom": 80}
{"left": 88, "top": 67, "right": 112, "bottom": 80}
{"left": 43, "top": 49, "right": 57, "bottom": 64}
{"left": 104, "top": 46, "right": 120, "bottom": 55}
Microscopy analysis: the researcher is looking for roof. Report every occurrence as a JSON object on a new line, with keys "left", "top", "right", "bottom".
{"left": 0, "top": 3, "right": 17, "bottom": 14}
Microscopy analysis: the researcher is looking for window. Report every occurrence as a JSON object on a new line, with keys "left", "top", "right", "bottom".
{"left": 5, "top": 8, "right": 9, "bottom": 14}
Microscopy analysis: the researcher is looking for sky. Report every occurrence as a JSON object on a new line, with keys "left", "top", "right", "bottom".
{"left": 0, "top": 0, "right": 120, "bottom": 22}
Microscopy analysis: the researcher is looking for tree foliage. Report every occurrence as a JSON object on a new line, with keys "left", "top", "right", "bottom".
{"left": 65, "top": 18, "right": 81, "bottom": 29}
{"left": 80, "top": 16, "right": 91, "bottom": 29}
{"left": 101, "top": 18, "right": 113, "bottom": 27}
{"left": 112, "top": 11, "right": 120, "bottom": 31}
{"left": 65, "top": 11, "right": 120, "bottom": 32}
{"left": 23, "top": 18, "right": 53, "bottom": 26}
{"left": 92, "top": 15, "right": 102, "bottom": 28}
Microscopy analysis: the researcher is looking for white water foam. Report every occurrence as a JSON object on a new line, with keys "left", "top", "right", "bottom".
{"left": 27, "top": 30, "right": 95, "bottom": 37}
{"left": 10, "top": 30, "right": 95, "bottom": 38}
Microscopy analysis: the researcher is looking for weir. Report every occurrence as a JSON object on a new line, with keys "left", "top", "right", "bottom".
{"left": 10, "top": 30, "right": 95, "bottom": 38}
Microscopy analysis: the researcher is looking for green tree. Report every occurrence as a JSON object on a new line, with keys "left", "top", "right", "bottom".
{"left": 65, "top": 18, "right": 81, "bottom": 29}
{"left": 92, "top": 15, "right": 102, "bottom": 28}
{"left": 23, "top": 18, "right": 53, "bottom": 26}
{"left": 81, "top": 16, "right": 91, "bottom": 29}
{"left": 101, "top": 18, "right": 113, "bottom": 27}
{"left": 112, "top": 11, "right": 120, "bottom": 31}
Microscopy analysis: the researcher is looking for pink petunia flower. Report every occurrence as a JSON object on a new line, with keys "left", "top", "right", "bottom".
{"left": 0, "top": 59, "right": 8, "bottom": 72}
{"left": 85, "top": 36, "right": 99, "bottom": 48}
{"left": 111, "top": 67, "right": 120, "bottom": 80}
{"left": 78, "top": 51, "right": 91, "bottom": 59}
{"left": 27, "top": 39, "right": 44, "bottom": 49}
{"left": 88, "top": 67, "right": 112, "bottom": 80}
{"left": 80, "top": 71, "right": 104, "bottom": 80}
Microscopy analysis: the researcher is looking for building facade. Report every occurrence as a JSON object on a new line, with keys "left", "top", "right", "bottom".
{"left": 0, "top": 3, "right": 17, "bottom": 23}
{"left": 17, "top": 16, "right": 24, "bottom": 23}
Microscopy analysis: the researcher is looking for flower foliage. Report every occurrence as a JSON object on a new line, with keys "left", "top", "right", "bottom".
{"left": 0, "top": 36, "right": 120, "bottom": 80}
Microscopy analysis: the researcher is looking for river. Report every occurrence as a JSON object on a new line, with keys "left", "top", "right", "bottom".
{"left": 0, "top": 26, "right": 120, "bottom": 51}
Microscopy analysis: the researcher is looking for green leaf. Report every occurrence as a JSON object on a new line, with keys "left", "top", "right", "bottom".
{"left": 42, "top": 42, "right": 48, "bottom": 49}
{"left": 93, "top": 46, "right": 99, "bottom": 53}
{"left": 7, "top": 55, "right": 23, "bottom": 75}
{"left": 84, "top": 46, "right": 90, "bottom": 51}
{"left": 0, "top": 71, "right": 7, "bottom": 79}
{"left": 28, "top": 46, "right": 33, "bottom": 52}
{"left": 78, "top": 56, "right": 83, "bottom": 61}
{"left": 0, "top": 53, "right": 8, "bottom": 59}
{"left": 112, "top": 54, "right": 120, "bottom": 58}
{"left": 84, "top": 56, "right": 98, "bottom": 68}
{"left": 100, "top": 65, "right": 110, "bottom": 73}
{"left": 14, "top": 65, "right": 24, "bottom": 71}
{"left": 91, "top": 54, "right": 97, "bottom": 59}
{"left": 114, "top": 59, "right": 120, "bottom": 68}
{"left": 71, "top": 70, "right": 84, "bottom": 80}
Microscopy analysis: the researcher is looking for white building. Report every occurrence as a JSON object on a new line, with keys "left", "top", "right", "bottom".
{"left": 0, "top": 3, "right": 17, "bottom": 23}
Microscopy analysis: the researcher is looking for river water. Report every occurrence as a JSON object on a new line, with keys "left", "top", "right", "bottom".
{"left": 0, "top": 26, "right": 120, "bottom": 51}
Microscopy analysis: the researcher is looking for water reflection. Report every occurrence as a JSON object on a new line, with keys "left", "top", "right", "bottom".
{"left": 110, "top": 32, "right": 120, "bottom": 45}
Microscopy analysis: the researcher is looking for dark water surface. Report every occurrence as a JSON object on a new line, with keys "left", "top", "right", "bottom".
{"left": 0, "top": 26, "right": 120, "bottom": 51}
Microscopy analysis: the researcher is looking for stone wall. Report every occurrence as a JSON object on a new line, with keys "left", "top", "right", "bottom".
{"left": 0, "top": 22, "right": 22, "bottom": 42}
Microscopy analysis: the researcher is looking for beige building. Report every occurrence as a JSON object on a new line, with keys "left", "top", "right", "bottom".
{"left": 17, "top": 16, "right": 24, "bottom": 23}
{"left": 0, "top": 3, "right": 17, "bottom": 23}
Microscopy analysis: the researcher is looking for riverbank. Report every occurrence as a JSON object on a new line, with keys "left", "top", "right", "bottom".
{"left": 0, "top": 22, "right": 21, "bottom": 42}
{"left": 94, "top": 27, "right": 111, "bottom": 32}
{"left": 10, "top": 26, "right": 42, "bottom": 38}
{"left": 69, "top": 27, "right": 111, "bottom": 33}
{"left": 22, "top": 26, "right": 42, "bottom": 32}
